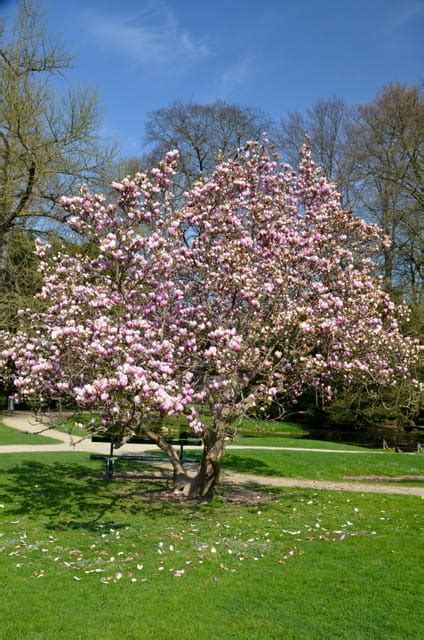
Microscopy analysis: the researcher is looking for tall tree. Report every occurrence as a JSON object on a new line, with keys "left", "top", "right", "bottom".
{"left": 3, "top": 146, "right": 420, "bottom": 498}
{"left": 143, "top": 99, "right": 272, "bottom": 191}
{"left": 0, "top": 0, "right": 115, "bottom": 279}
{"left": 348, "top": 84, "right": 424, "bottom": 309}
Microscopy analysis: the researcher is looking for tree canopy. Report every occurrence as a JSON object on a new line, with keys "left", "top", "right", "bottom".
{"left": 143, "top": 99, "right": 271, "bottom": 190}
{"left": 2, "top": 144, "right": 420, "bottom": 497}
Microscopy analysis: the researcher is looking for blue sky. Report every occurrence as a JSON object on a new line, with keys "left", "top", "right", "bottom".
{"left": 1, "top": 0, "right": 423, "bottom": 156}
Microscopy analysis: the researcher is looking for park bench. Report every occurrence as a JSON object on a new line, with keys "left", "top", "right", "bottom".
{"left": 90, "top": 434, "right": 202, "bottom": 478}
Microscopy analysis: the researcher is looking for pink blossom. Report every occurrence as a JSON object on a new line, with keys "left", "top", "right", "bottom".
{"left": 0, "top": 143, "right": 420, "bottom": 493}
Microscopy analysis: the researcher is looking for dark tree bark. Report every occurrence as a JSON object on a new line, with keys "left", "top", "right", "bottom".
{"left": 144, "top": 422, "right": 227, "bottom": 499}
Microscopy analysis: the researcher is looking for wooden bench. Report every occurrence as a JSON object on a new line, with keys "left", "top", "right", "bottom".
{"left": 90, "top": 434, "right": 202, "bottom": 478}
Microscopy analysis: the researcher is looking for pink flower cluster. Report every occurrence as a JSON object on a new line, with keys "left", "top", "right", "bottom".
{"left": 2, "top": 145, "right": 421, "bottom": 434}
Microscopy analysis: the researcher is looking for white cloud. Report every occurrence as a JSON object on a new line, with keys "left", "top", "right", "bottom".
{"left": 384, "top": 1, "right": 424, "bottom": 32}
{"left": 85, "top": 1, "right": 210, "bottom": 70}
{"left": 219, "top": 57, "right": 253, "bottom": 96}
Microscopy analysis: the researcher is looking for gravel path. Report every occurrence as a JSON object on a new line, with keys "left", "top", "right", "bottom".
{"left": 1, "top": 412, "right": 423, "bottom": 498}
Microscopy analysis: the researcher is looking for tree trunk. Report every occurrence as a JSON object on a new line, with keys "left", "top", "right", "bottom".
{"left": 171, "top": 424, "right": 227, "bottom": 499}
{"left": 143, "top": 422, "right": 227, "bottom": 499}
{"left": 383, "top": 246, "right": 394, "bottom": 292}
{"left": 0, "top": 232, "right": 8, "bottom": 285}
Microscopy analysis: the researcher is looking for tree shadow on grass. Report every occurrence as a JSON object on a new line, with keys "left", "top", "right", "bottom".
{"left": 0, "top": 457, "right": 230, "bottom": 528}
{"left": 0, "top": 459, "right": 195, "bottom": 530}
{"left": 0, "top": 461, "right": 128, "bottom": 527}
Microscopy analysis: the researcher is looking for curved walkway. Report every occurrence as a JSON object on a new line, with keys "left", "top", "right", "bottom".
{"left": 223, "top": 471, "right": 424, "bottom": 497}
{"left": 1, "top": 412, "right": 423, "bottom": 498}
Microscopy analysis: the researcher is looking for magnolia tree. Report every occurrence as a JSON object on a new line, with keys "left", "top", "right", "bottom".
{"left": 2, "top": 144, "right": 421, "bottom": 497}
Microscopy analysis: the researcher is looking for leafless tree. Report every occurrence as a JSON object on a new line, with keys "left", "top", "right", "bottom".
{"left": 279, "top": 97, "right": 354, "bottom": 206}
{"left": 143, "top": 99, "right": 273, "bottom": 191}
{"left": 348, "top": 83, "right": 423, "bottom": 308}
{"left": 0, "top": 0, "right": 116, "bottom": 277}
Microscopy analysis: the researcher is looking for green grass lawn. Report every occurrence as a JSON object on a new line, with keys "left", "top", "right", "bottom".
{"left": 231, "top": 434, "right": 367, "bottom": 450}
{"left": 221, "top": 448, "right": 424, "bottom": 481}
{"left": 0, "top": 452, "right": 422, "bottom": 639}
{"left": 0, "top": 422, "right": 61, "bottom": 445}
{"left": 236, "top": 418, "right": 305, "bottom": 435}
{"left": 49, "top": 414, "right": 93, "bottom": 439}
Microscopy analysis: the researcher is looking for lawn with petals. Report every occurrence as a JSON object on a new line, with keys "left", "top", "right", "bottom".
{"left": 0, "top": 452, "right": 422, "bottom": 639}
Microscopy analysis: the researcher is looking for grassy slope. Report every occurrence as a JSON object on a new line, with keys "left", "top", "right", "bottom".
{"left": 0, "top": 421, "right": 60, "bottom": 445}
{"left": 231, "top": 435, "right": 367, "bottom": 450}
{"left": 222, "top": 448, "right": 424, "bottom": 481}
{"left": 49, "top": 415, "right": 93, "bottom": 439}
{"left": 0, "top": 452, "right": 422, "bottom": 639}
{"left": 233, "top": 418, "right": 305, "bottom": 435}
